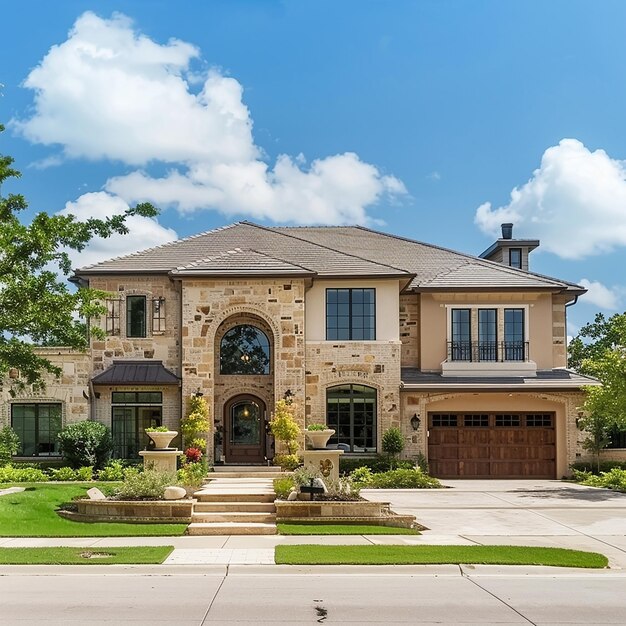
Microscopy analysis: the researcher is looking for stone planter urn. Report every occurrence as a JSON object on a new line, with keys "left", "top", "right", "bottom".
{"left": 145, "top": 430, "right": 178, "bottom": 450}
{"left": 305, "top": 428, "right": 335, "bottom": 450}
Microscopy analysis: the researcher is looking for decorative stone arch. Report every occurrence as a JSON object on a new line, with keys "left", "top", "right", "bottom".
{"left": 220, "top": 385, "right": 274, "bottom": 414}
{"left": 207, "top": 305, "right": 281, "bottom": 350}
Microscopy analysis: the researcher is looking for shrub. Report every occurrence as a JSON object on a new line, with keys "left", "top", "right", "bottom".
{"left": 350, "top": 466, "right": 374, "bottom": 486}
{"left": 273, "top": 453, "right": 301, "bottom": 471}
{"left": 366, "top": 468, "right": 441, "bottom": 489}
{"left": 382, "top": 427, "right": 404, "bottom": 468}
{"left": 305, "top": 423, "right": 328, "bottom": 431}
{"left": 0, "top": 427, "right": 20, "bottom": 465}
{"left": 146, "top": 426, "right": 170, "bottom": 432}
{"left": 339, "top": 455, "right": 414, "bottom": 475}
{"left": 177, "top": 460, "right": 207, "bottom": 489}
{"left": 570, "top": 460, "right": 626, "bottom": 475}
{"left": 48, "top": 466, "right": 79, "bottom": 481}
{"left": 188, "top": 437, "right": 207, "bottom": 453}
{"left": 323, "top": 475, "right": 361, "bottom": 500}
{"left": 114, "top": 468, "right": 178, "bottom": 500}
{"left": 184, "top": 447, "right": 203, "bottom": 463}
{"left": 181, "top": 396, "right": 210, "bottom": 449}
{"left": 270, "top": 399, "right": 300, "bottom": 455}
{"left": 415, "top": 452, "right": 429, "bottom": 474}
{"left": 572, "top": 467, "right": 626, "bottom": 492}
{"left": 0, "top": 465, "right": 49, "bottom": 483}
{"left": 75, "top": 466, "right": 94, "bottom": 481}
{"left": 291, "top": 466, "right": 320, "bottom": 487}
{"left": 273, "top": 476, "right": 296, "bottom": 499}
{"left": 57, "top": 421, "right": 113, "bottom": 469}
{"left": 97, "top": 460, "right": 126, "bottom": 481}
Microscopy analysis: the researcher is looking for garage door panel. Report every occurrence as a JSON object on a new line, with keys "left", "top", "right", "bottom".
{"left": 428, "top": 412, "right": 556, "bottom": 479}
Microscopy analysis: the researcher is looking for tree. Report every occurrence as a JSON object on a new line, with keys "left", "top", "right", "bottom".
{"left": 382, "top": 426, "right": 404, "bottom": 469}
{"left": 569, "top": 312, "right": 626, "bottom": 468}
{"left": 270, "top": 399, "right": 301, "bottom": 455}
{"left": 0, "top": 125, "right": 158, "bottom": 393}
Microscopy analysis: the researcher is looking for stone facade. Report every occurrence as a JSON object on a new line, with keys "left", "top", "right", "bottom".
{"left": 399, "top": 294, "right": 419, "bottom": 368}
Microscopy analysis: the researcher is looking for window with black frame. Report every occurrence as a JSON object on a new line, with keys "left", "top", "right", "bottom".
{"left": 509, "top": 248, "right": 522, "bottom": 269}
{"left": 220, "top": 325, "right": 271, "bottom": 375}
{"left": 326, "top": 288, "right": 375, "bottom": 340}
{"left": 451, "top": 308, "right": 471, "bottom": 361}
{"left": 504, "top": 308, "right": 525, "bottom": 361}
{"left": 11, "top": 403, "right": 62, "bottom": 456}
{"left": 478, "top": 309, "right": 497, "bottom": 361}
{"left": 126, "top": 296, "right": 147, "bottom": 338}
{"left": 111, "top": 391, "right": 162, "bottom": 458}
{"left": 326, "top": 384, "right": 376, "bottom": 452}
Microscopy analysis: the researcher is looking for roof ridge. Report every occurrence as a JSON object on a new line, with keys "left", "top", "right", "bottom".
{"left": 248, "top": 222, "right": 412, "bottom": 276}
{"left": 350, "top": 225, "right": 580, "bottom": 289}
{"left": 76, "top": 222, "right": 243, "bottom": 272}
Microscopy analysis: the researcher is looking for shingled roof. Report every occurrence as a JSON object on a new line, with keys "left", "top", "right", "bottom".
{"left": 75, "top": 221, "right": 583, "bottom": 293}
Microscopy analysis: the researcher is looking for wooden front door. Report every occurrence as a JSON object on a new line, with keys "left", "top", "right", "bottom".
{"left": 224, "top": 395, "right": 266, "bottom": 464}
{"left": 428, "top": 412, "right": 556, "bottom": 478}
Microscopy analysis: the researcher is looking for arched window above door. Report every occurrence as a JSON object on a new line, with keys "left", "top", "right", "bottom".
{"left": 220, "top": 325, "right": 271, "bottom": 375}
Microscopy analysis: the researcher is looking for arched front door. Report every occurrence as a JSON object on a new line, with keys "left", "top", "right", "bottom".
{"left": 224, "top": 395, "right": 266, "bottom": 464}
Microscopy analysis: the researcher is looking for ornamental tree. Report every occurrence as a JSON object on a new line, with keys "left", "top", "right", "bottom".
{"left": 0, "top": 125, "right": 158, "bottom": 393}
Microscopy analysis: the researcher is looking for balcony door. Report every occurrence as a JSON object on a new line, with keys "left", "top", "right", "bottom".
{"left": 504, "top": 308, "right": 525, "bottom": 361}
{"left": 478, "top": 309, "right": 497, "bottom": 361}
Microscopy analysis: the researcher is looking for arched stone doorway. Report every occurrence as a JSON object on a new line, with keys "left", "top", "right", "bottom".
{"left": 224, "top": 395, "right": 267, "bottom": 464}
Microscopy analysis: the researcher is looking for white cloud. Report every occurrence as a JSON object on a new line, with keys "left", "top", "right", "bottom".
{"left": 475, "top": 139, "right": 626, "bottom": 259}
{"left": 578, "top": 279, "right": 620, "bottom": 311}
{"left": 58, "top": 191, "right": 177, "bottom": 268}
{"left": 14, "top": 12, "right": 405, "bottom": 225}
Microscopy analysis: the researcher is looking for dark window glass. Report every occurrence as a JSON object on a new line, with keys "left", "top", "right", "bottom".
{"left": 451, "top": 309, "right": 471, "bottom": 361}
{"left": 607, "top": 426, "right": 626, "bottom": 449}
{"left": 220, "top": 325, "right": 270, "bottom": 375}
{"left": 112, "top": 392, "right": 162, "bottom": 404}
{"left": 464, "top": 414, "right": 489, "bottom": 427}
{"left": 478, "top": 309, "right": 497, "bottom": 361}
{"left": 431, "top": 414, "right": 458, "bottom": 427}
{"left": 105, "top": 299, "right": 121, "bottom": 336}
{"left": 526, "top": 414, "right": 553, "bottom": 427}
{"left": 230, "top": 401, "right": 261, "bottom": 445}
{"left": 112, "top": 406, "right": 162, "bottom": 459}
{"left": 509, "top": 248, "right": 522, "bottom": 269}
{"left": 152, "top": 298, "right": 166, "bottom": 333}
{"left": 326, "top": 289, "right": 376, "bottom": 341}
{"left": 495, "top": 414, "right": 521, "bottom": 427}
{"left": 11, "top": 403, "right": 62, "bottom": 456}
{"left": 127, "top": 296, "right": 146, "bottom": 338}
{"left": 504, "top": 308, "right": 525, "bottom": 361}
{"left": 327, "top": 384, "right": 376, "bottom": 452}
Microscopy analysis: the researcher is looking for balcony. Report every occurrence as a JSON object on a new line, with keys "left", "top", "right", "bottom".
{"left": 442, "top": 341, "right": 536, "bottom": 378}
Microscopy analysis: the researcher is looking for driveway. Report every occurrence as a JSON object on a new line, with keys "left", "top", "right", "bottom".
{"left": 362, "top": 479, "right": 626, "bottom": 568}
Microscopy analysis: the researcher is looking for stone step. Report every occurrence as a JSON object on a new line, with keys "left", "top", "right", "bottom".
{"left": 213, "top": 465, "right": 280, "bottom": 473}
{"left": 192, "top": 511, "right": 276, "bottom": 523}
{"left": 205, "top": 472, "right": 285, "bottom": 479}
{"left": 194, "top": 501, "right": 276, "bottom": 513}
{"left": 187, "top": 522, "right": 277, "bottom": 536}
{"left": 194, "top": 491, "right": 276, "bottom": 503}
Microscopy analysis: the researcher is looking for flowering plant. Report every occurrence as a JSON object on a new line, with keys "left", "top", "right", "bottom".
{"left": 184, "top": 447, "right": 203, "bottom": 463}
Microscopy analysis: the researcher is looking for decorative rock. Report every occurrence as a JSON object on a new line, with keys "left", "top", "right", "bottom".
{"left": 87, "top": 487, "right": 106, "bottom": 501}
{"left": 287, "top": 490, "right": 298, "bottom": 501}
{"left": 164, "top": 486, "right": 187, "bottom": 500}
{"left": 312, "top": 477, "right": 328, "bottom": 493}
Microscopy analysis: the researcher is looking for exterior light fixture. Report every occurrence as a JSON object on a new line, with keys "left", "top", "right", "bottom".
{"left": 410, "top": 414, "right": 421, "bottom": 431}
{"left": 242, "top": 406, "right": 250, "bottom": 418}
{"left": 283, "top": 389, "right": 294, "bottom": 404}
{"left": 240, "top": 353, "right": 251, "bottom": 362}
{"left": 194, "top": 390, "right": 204, "bottom": 398}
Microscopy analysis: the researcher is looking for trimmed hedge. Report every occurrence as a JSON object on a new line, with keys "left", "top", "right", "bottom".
{"left": 340, "top": 455, "right": 415, "bottom": 475}
{"left": 570, "top": 460, "right": 626, "bottom": 475}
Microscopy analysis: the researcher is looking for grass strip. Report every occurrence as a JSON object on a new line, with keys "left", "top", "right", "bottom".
{"left": 0, "top": 484, "right": 187, "bottom": 537}
{"left": 275, "top": 544, "right": 608, "bottom": 568}
{"left": 277, "top": 523, "right": 419, "bottom": 535}
{"left": 0, "top": 546, "right": 174, "bottom": 565}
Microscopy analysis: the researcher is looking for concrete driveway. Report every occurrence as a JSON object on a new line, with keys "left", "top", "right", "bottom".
{"left": 363, "top": 479, "right": 626, "bottom": 568}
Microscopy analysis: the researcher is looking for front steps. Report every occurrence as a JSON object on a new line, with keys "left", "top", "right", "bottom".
{"left": 187, "top": 470, "right": 281, "bottom": 535}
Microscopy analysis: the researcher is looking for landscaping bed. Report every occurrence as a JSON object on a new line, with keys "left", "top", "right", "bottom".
{"left": 60, "top": 498, "right": 194, "bottom": 523}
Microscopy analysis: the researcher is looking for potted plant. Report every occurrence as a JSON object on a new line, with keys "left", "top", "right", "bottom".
{"left": 145, "top": 426, "right": 178, "bottom": 450}
{"left": 304, "top": 423, "right": 335, "bottom": 449}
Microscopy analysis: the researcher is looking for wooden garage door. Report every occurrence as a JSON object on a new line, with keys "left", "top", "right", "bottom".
{"left": 428, "top": 413, "right": 556, "bottom": 478}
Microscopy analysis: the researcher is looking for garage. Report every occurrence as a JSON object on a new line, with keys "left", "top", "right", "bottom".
{"left": 428, "top": 412, "right": 556, "bottom": 478}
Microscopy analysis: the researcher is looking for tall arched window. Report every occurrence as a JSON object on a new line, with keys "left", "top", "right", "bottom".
{"left": 220, "top": 325, "right": 271, "bottom": 375}
{"left": 326, "top": 384, "right": 377, "bottom": 452}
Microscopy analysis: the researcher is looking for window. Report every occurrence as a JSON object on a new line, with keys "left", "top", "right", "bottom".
{"left": 526, "top": 414, "right": 553, "bottom": 427}
{"left": 220, "top": 325, "right": 271, "bottom": 375}
{"left": 326, "top": 288, "right": 375, "bottom": 341}
{"left": 607, "top": 426, "right": 626, "bottom": 449}
{"left": 495, "top": 414, "right": 521, "bottom": 427}
{"left": 111, "top": 392, "right": 163, "bottom": 458}
{"left": 504, "top": 308, "right": 525, "bottom": 361}
{"left": 451, "top": 308, "right": 471, "bottom": 361}
{"left": 509, "top": 248, "right": 522, "bottom": 269}
{"left": 105, "top": 299, "right": 121, "bottom": 335}
{"left": 327, "top": 384, "right": 376, "bottom": 452}
{"left": 478, "top": 309, "right": 497, "bottom": 361}
{"left": 464, "top": 414, "right": 489, "bottom": 427}
{"left": 127, "top": 296, "right": 147, "bottom": 338}
{"left": 11, "top": 403, "right": 62, "bottom": 456}
{"left": 431, "top": 414, "right": 458, "bottom": 427}
{"left": 152, "top": 298, "right": 166, "bottom": 333}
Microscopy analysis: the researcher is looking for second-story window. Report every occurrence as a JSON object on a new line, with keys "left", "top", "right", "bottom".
{"left": 105, "top": 299, "right": 121, "bottom": 336}
{"left": 509, "top": 248, "right": 522, "bottom": 269}
{"left": 478, "top": 309, "right": 497, "bottom": 361}
{"left": 504, "top": 308, "right": 525, "bottom": 361}
{"left": 127, "top": 296, "right": 147, "bottom": 338}
{"left": 326, "top": 288, "right": 376, "bottom": 341}
{"left": 451, "top": 308, "right": 471, "bottom": 361}
{"left": 152, "top": 298, "right": 166, "bottom": 333}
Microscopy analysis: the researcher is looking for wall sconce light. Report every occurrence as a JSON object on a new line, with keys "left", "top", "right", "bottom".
{"left": 410, "top": 413, "right": 421, "bottom": 431}
{"left": 576, "top": 411, "right": 584, "bottom": 430}
{"left": 194, "top": 390, "right": 204, "bottom": 398}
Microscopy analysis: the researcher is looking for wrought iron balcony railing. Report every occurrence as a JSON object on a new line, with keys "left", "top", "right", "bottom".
{"left": 447, "top": 341, "right": 529, "bottom": 363}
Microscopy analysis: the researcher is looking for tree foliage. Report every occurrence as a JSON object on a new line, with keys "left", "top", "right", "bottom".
{"left": 0, "top": 125, "right": 158, "bottom": 393}
{"left": 270, "top": 399, "right": 301, "bottom": 455}
{"left": 568, "top": 312, "right": 626, "bottom": 373}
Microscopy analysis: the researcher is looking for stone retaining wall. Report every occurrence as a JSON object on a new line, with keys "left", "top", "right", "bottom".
{"left": 67, "top": 498, "right": 194, "bottom": 523}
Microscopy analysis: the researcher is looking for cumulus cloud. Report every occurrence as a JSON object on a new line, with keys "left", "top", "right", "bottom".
{"left": 58, "top": 191, "right": 177, "bottom": 268}
{"left": 578, "top": 279, "right": 621, "bottom": 311}
{"left": 475, "top": 139, "right": 626, "bottom": 259}
{"left": 14, "top": 12, "right": 405, "bottom": 225}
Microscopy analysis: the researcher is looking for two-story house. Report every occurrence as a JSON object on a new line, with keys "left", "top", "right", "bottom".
{"left": 2, "top": 221, "right": 614, "bottom": 478}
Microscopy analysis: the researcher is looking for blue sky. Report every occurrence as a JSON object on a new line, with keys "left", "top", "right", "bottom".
{"left": 2, "top": 0, "right": 626, "bottom": 334}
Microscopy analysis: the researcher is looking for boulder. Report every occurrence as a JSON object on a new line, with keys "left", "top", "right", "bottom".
{"left": 163, "top": 486, "right": 187, "bottom": 500}
{"left": 87, "top": 487, "right": 106, "bottom": 501}
{"left": 287, "top": 490, "right": 298, "bottom": 501}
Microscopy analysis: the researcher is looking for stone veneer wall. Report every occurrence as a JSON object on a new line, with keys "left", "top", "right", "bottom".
{"left": 399, "top": 294, "right": 419, "bottom": 368}
{"left": 88, "top": 275, "right": 181, "bottom": 375}
{"left": 0, "top": 348, "right": 90, "bottom": 436}
{"left": 400, "top": 389, "right": 588, "bottom": 475}
{"left": 305, "top": 341, "right": 402, "bottom": 451}
{"left": 180, "top": 279, "right": 306, "bottom": 462}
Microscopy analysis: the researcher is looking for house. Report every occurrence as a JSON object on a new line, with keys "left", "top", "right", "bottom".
{"left": 2, "top": 220, "right": 620, "bottom": 478}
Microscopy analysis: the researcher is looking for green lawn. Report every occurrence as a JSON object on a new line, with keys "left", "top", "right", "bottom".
{"left": 277, "top": 523, "right": 419, "bottom": 535}
{"left": 0, "top": 546, "right": 174, "bottom": 565}
{"left": 0, "top": 484, "right": 187, "bottom": 537}
{"left": 275, "top": 545, "right": 608, "bottom": 568}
